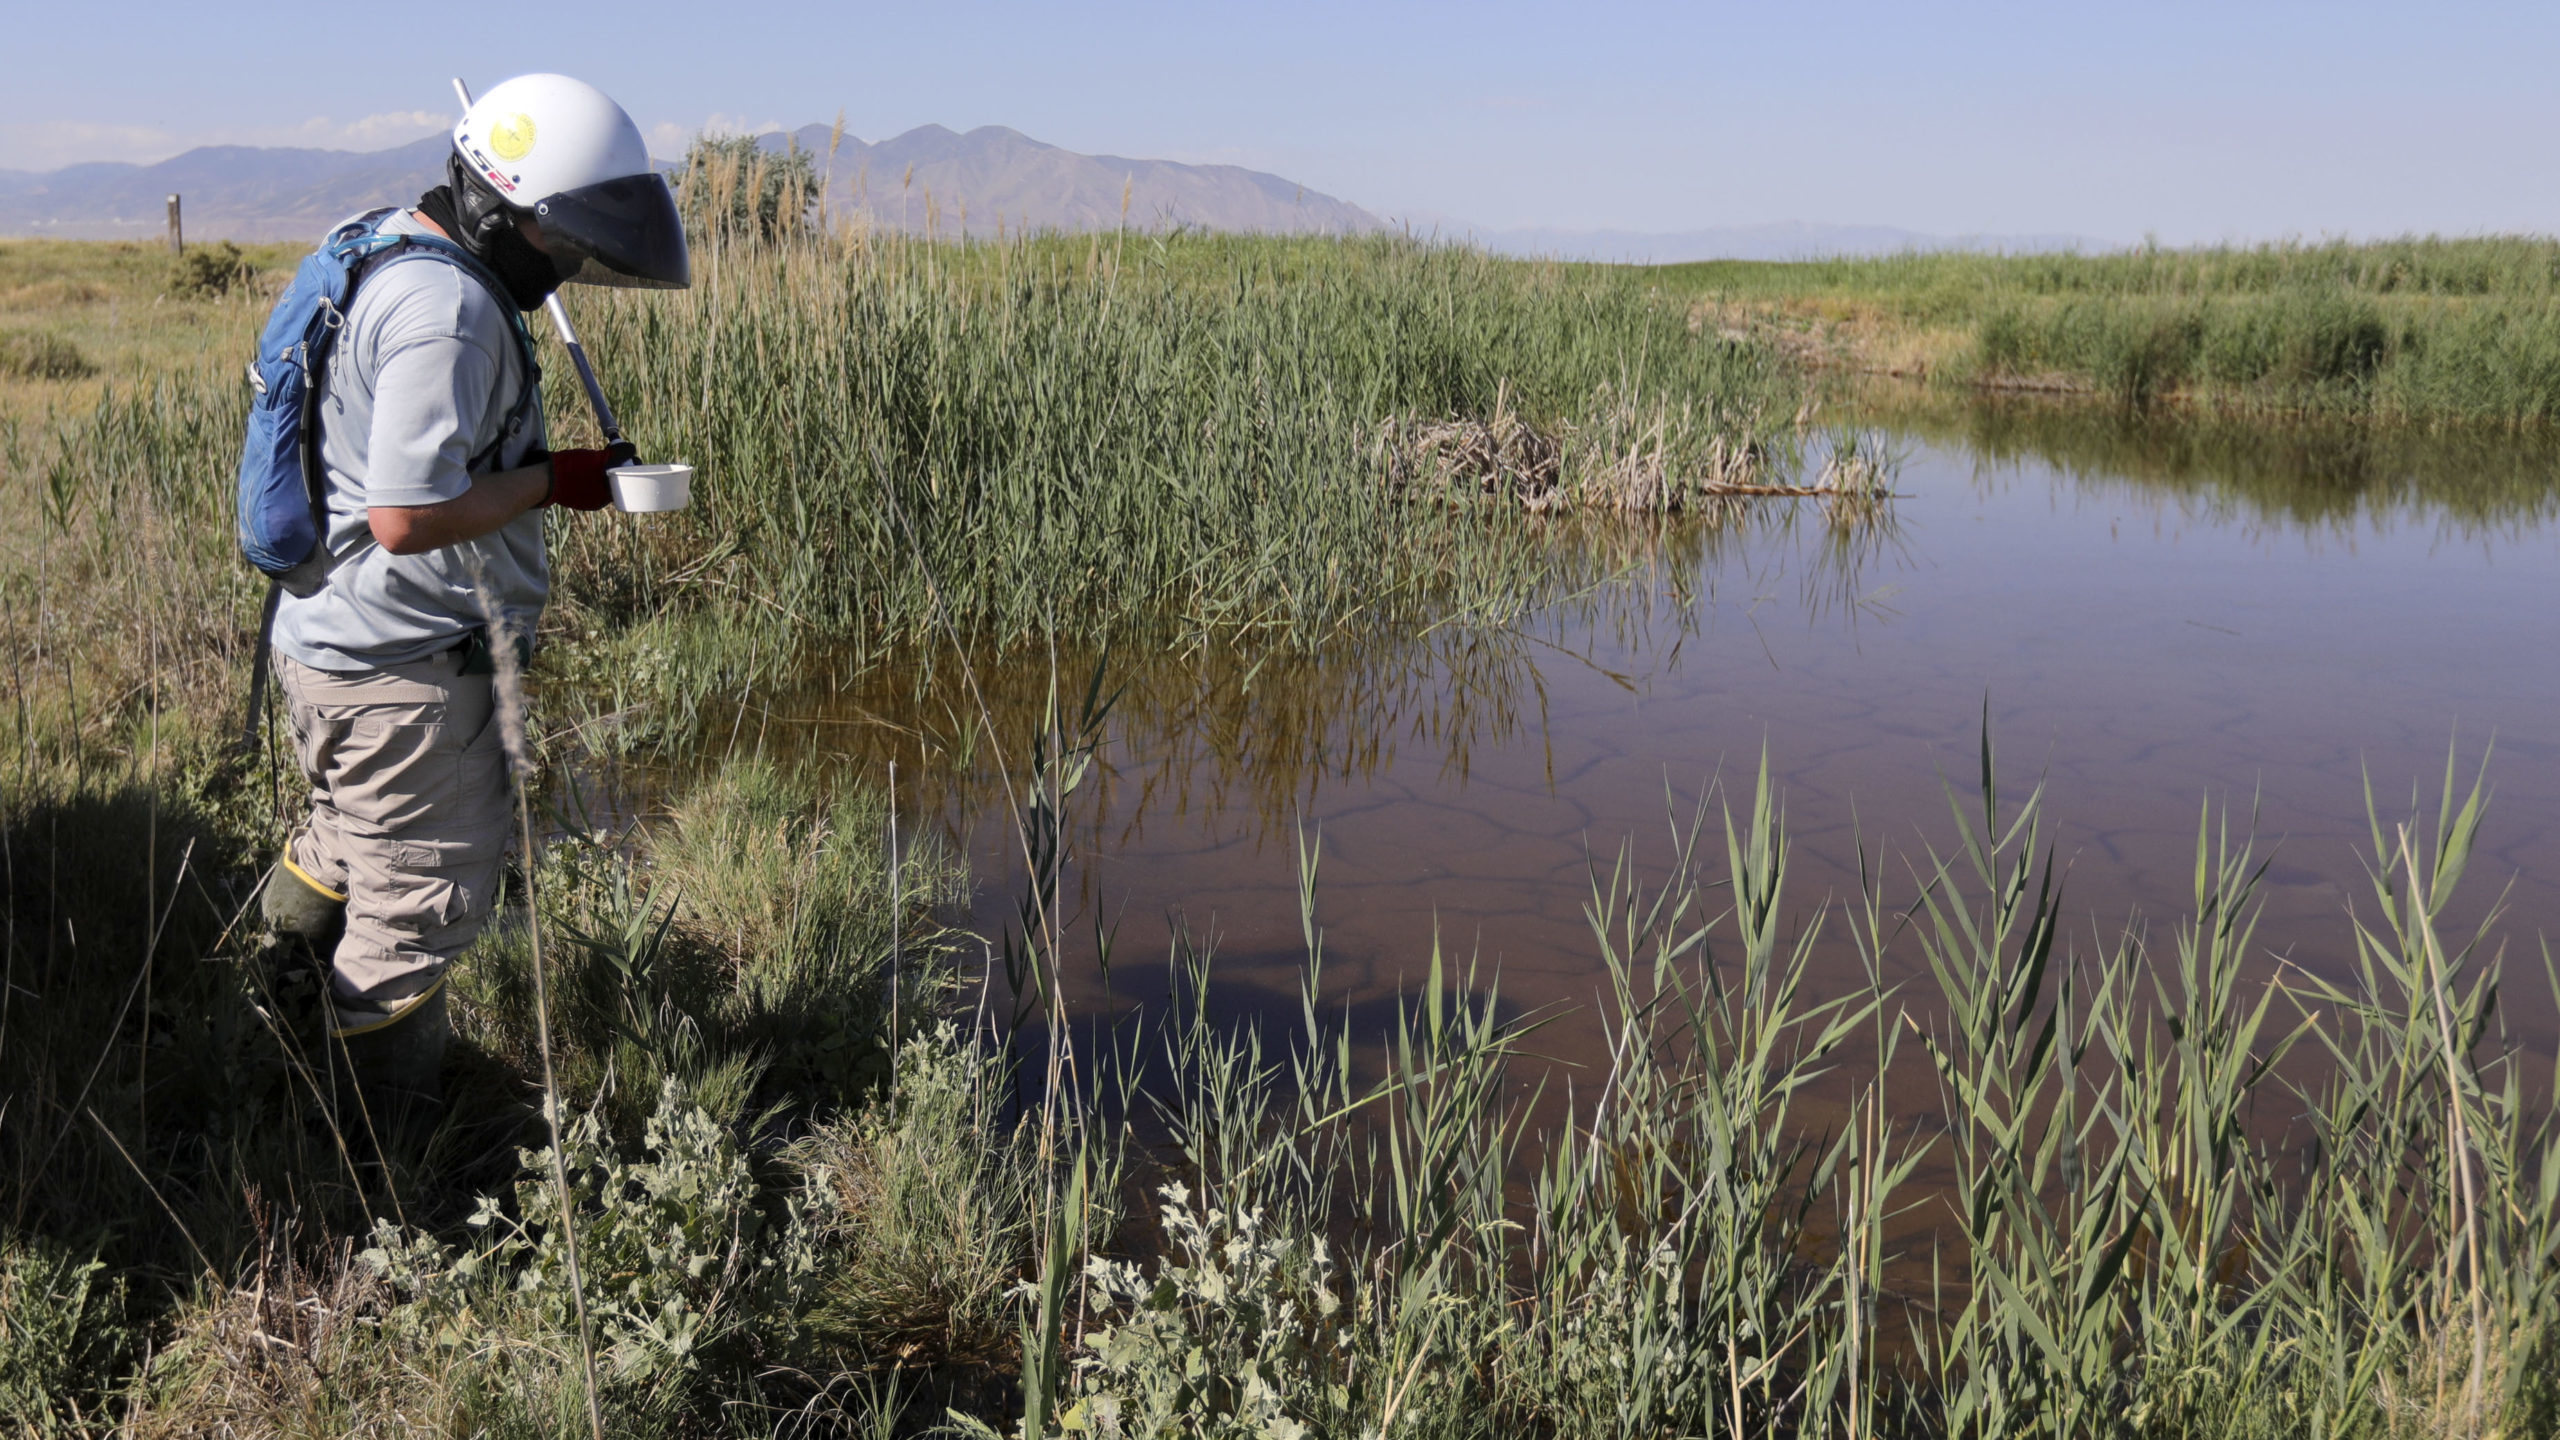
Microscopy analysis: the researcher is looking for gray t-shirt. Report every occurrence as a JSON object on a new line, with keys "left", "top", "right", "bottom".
{"left": 272, "top": 208, "right": 550, "bottom": 672}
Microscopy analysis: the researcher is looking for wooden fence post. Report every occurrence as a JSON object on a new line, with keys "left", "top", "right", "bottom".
{"left": 167, "top": 194, "right": 182, "bottom": 253}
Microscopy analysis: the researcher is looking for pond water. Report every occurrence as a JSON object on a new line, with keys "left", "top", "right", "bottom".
{"left": 758, "top": 393, "right": 2560, "bottom": 1076}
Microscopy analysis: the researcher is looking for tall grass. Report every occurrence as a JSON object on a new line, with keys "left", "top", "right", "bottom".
{"left": 546, "top": 227, "right": 1800, "bottom": 654}
{"left": 3, "top": 227, "right": 1808, "bottom": 763}
{"left": 1964, "top": 290, "right": 2560, "bottom": 418}
{"left": 5, "top": 679, "right": 2554, "bottom": 1435}
{"left": 1667, "top": 238, "right": 2560, "bottom": 312}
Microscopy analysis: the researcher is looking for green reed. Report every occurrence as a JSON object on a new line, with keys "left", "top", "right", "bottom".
{"left": 545, "top": 229, "right": 1800, "bottom": 682}
{"left": 1962, "top": 290, "right": 2560, "bottom": 418}
{"left": 1666, "top": 237, "right": 2560, "bottom": 308}
{"left": 1029, "top": 731, "right": 2556, "bottom": 1439}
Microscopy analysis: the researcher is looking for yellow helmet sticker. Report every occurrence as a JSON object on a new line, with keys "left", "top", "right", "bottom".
{"left": 488, "top": 113, "right": 538, "bottom": 163}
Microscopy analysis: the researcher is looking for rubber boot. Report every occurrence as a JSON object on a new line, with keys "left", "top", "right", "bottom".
{"left": 332, "top": 982, "right": 449, "bottom": 1144}
{"left": 261, "top": 851, "right": 346, "bottom": 946}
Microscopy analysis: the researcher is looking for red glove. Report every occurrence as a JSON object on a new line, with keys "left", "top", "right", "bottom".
{"left": 540, "top": 442, "right": 637, "bottom": 511}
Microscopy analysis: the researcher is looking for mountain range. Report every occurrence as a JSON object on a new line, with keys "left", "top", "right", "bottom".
{"left": 0, "top": 135, "right": 453, "bottom": 242}
{"left": 0, "top": 124, "right": 1382, "bottom": 243}
{"left": 757, "top": 123, "right": 1380, "bottom": 236}
{"left": 0, "top": 124, "right": 2106, "bottom": 258}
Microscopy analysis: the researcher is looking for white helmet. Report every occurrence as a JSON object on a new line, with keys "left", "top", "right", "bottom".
{"left": 451, "top": 73, "right": 689, "bottom": 289}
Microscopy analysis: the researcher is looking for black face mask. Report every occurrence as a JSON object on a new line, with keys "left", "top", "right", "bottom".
{"left": 418, "top": 164, "right": 579, "bottom": 311}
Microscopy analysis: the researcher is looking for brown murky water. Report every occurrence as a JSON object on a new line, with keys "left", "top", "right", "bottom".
{"left": 757, "top": 395, "right": 2560, "bottom": 1074}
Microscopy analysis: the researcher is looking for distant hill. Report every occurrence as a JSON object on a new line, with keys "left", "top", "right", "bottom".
{"left": 0, "top": 136, "right": 452, "bottom": 241}
{"left": 764, "top": 123, "right": 1382, "bottom": 237}
{"left": 1467, "top": 221, "right": 2113, "bottom": 263}
{"left": 0, "top": 125, "right": 1381, "bottom": 242}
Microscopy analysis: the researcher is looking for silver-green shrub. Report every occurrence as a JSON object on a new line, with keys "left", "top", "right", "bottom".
{"left": 1059, "top": 1182, "right": 1346, "bottom": 1440}
{"left": 362, "top": 1077, "right": 820, "bottom": 1396}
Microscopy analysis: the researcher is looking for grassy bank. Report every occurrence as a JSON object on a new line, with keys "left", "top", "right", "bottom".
{"left": 1661, "top": 237, "right": 2560, "bottom": 422}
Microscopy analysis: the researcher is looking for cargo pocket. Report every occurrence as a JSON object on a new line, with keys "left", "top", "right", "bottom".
{"left": 401, "top": 678, "right": 512, "bottom": 938}
{"left": 456, "top": 672, "right": 511, "bottom": 800}
{"left": 288, "top": 698, "right": 348, "bottom": 793}
{"left": 384, "top": 832, "right": 505, "bottom": 932}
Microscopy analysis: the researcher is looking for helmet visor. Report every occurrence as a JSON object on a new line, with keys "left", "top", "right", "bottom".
{"left": 532, "top": 172, "right": 691, "bottom": 289}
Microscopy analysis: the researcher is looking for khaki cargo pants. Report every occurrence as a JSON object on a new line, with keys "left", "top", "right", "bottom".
{"left": 275, "top": 649, "right": 511, "bottom": 1033}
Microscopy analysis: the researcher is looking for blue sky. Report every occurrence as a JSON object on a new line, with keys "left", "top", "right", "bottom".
{"left": 9, "top": 0, "right": 2557, "bottom": 245}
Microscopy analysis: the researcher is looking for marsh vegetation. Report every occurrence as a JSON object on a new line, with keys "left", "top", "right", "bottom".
{"left": 0, "top": 219, "right": 2553, "bottom": 1437}
{"left": 1668, "top": 237, "right": 2560, "bottom": 422}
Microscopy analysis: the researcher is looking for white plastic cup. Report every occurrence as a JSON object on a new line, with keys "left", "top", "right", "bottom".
{"left": 609, "top": 462, "right": 693, "bottom": 513}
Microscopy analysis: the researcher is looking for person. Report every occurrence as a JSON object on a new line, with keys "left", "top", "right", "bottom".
{"left": 255, "top": 73, "right": 691, "bottom": 1123}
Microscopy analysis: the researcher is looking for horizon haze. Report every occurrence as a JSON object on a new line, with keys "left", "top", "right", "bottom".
{"left": 0, "top": 122, "right": 2122, "bottom": 260}
{"left": 7, "top": 1, "right": 2556, "bottom": 248}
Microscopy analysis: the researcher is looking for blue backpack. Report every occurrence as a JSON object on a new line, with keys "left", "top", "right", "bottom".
{"left": 236, "top": 207, "right": 539, "bottom": 595}
{"left": 234, "top": 208, "right": 541, "bottom": 751}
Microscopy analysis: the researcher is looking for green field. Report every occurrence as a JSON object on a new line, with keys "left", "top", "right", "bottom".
{"left": 0, "top": 227, "right": 2554, "bottom": 1437}
{"left": 0, "top": 237, "right": 299, "bottom": 421}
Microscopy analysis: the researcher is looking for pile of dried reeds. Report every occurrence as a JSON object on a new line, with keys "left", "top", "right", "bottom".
{"left": 1380, "top": 382, "right": 1885, "bottom": 519}
{"left": 1376, "top": 383, "right": 1567, "bottom": 509}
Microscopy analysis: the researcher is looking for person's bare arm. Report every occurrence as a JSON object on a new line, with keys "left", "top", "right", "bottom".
{"left": 369, "top": 461, "right": 549, "bottom": 555}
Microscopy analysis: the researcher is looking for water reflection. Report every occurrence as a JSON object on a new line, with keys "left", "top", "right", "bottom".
{"left": 745, "top": 498, "right": 1911, "bottom": 860}
{"left": 1844, "top": 382, "right": 2560, "bottom": 538}
{"left": 711, "top": 390, "right": 2558, "bottom": 1090}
